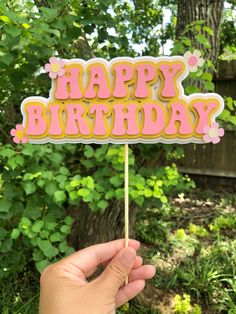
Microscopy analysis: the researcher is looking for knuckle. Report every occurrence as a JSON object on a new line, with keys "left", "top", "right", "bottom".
{"left": 40, "top": 263, "right": 59, "bottom": 285}
{"left": 40, "top": 265, "right": 51, "bottom": 284}
{"left": 108, "top": 262, "right": 126, "bottom": 282}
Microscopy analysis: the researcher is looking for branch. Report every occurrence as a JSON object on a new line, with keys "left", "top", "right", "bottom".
{"left": 81, "top": 30, "right": 96, "bottom": 58}
{"left": 0, "top": 127, "right": 14, "bottom": 144}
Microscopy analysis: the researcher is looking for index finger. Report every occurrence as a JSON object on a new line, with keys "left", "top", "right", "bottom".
{"left": 60, "top": 239, "right": 140, "bottom": 276}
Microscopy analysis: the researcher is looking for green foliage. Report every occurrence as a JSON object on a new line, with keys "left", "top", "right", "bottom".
{"left": 174, "top": 294, "right": 202, "bottom": 314}
{"left": 188, "top": 224, "right": 209, "bottom": 238}
{"left": 172, "top": 21, "right": 215, "bottom": 95}
{"left": 0, "top": 142, "right": 193, "bottom": 278}
{"left": 0, "top": 143, "right": 76, "bottom": 277}
{"left": 218, "top": 97, "right": 236, "bottom": 128}
{"left": 149, "top": 190, "right": 236, "bottom": 313}
{"left": 220, "top": 5, "right": 236, "bottom": 59}
{"left": 0, "top": 1, "right": 235, "bottom": 313}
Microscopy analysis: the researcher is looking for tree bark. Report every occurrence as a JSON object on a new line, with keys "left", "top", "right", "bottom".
{"left": 69, "top": 201, "right": 138, "bottom": 249}
{"left": 176, "top": 0, "right": 224, "bottom": 67}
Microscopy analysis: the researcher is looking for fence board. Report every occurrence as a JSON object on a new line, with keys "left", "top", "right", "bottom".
{"left": 177, "top": 131, "right": 236, "bottom": 178}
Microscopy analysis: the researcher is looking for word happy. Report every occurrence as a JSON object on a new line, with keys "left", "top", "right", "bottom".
{"left": 20, "top": 56, "right": 224, "bottom": 144}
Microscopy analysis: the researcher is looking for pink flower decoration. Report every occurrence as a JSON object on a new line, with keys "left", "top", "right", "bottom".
{"left": 44, "top": 57, "right": 65, "bottom": 79}
{"left": 10, "top": 124, "right": 28, "bottom": 144}
{"left": 203, "top": 122, "right": 225, "bottom": 144}
{"left": 184, "top": 50, "right": 204, "bottom": 72}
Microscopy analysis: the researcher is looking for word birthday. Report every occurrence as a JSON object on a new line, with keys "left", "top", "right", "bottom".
{"left": 13, "top": 54, "right": 225, "bottom": 144}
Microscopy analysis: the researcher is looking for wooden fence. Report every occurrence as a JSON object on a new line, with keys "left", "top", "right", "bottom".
{"left": 177, "top": 61, "right": 236, "bottom": 179}
{"left": 177, "top": 130, "right": 236, "bottom": 178}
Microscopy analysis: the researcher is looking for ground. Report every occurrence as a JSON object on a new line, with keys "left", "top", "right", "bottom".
{"left": 1, "top": 186, "right": 236, "bottom": 314}
{"left": 131, "top": 185, "right": 236, "bottom": 314}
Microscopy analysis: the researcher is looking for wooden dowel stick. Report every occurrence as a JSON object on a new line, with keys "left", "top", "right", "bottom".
{"left": 124, "top": 143, "right": 129, "bottom": 284}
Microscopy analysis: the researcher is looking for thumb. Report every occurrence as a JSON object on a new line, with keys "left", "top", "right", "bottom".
{"left": 99, "top": 247, "right": 136, "bottom": 293}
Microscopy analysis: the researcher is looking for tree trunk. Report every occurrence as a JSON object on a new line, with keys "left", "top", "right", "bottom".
{"left": 176, "top": 0, "right": 224, "bottom": 68}
{"left": 176, "top": 0, "right": 224, "bottom": 92}
{"left": 69, "top": 201, "right": 138, "bottom": 250}
{"left": 67, "top": 146, "right": 165, "bottom": 249}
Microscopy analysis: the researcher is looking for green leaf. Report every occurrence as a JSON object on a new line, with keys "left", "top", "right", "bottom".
{"left": 77, "top": 188, "right": 90, "bottom": 197}
{"left": 161, "top": 196, "right": 168, "bottom": 203}
{"left": 37, "top": 239, "right": 59, "bottom": 259}
{"left": 115, "top": 188, "right": 124, "bottom": 199}
{"left": 196, "top": 34, "right": 210, "bottom": 47}
{"left": 135, "top": 196, "right": 144, "bottom": 206}
{"left": 40, "top": 7, "right": 58, "bottom": 20}
{"left": 185, "top": 85, "right": 201, "bottom": 94}
{"left": 24, "top": 182, "right": 36, "bottom": 195}
{"left": 0, "top": 200, "right": 11, "bottom": 212}
{"left": 32, "top": 220, "right": 44, "bottom": 233}
{"left": 65, "top": 216, "right": 73, "bottom": 226}
{"left": 5, "top": 26, "right": 21, "bottom": 37}
{"left": 50, "top": 232, "right": 62, "bottom": 242}
{"left": 0, "top": 227, "right": 7, "bottom": 240}
{"left": 0, "top": 147, "right": 15, "bottom": 158}
{"left": 42, "top": 171, "right": 53, "bottom": 180}
{"left": 70, "top": 179, "right": 81, "bottom": 188}
{"left": 21, "top": 144, "right": 36, "bottom": 156}
{"left": 37, "top": 179, "right": 45, "bottom": 188}
{"left": 47, "top": 29, "right": 61, "bottom": 38}
{"left": 69, "top": 191, "right": 79, "bottom": 201}
{"left": 40, "top": 230, "right": 49, "bottom": 238}
{"left": 228, "top": 116, "right": 236, "bottom": 126}
{"left": 54, "top": 190, "right": 67, "bottom": 203}
{"left": 15, "top": 155, "right": 24, "bottom": 166}
{"left": 45, "top": 221, "right": 57, "bottom": 231}
{"left": 20, "top": 217, "right": 31, "bottom": 229}
{"left": 109, "top": 176, "right": 123, "bottom": 187}
{"left": 97, "top": 200, "right": 109, "bottom": 210}
{"left": 84, "top": 146, "right": 94, "bottom": 158}
{"left": 28, "top": 231, "right": 37, "bottom": 239}
{"left": 11, "top": 228, "right": 20, "bottom": 240}
{"left": 65, "top": 247, "right": 75, "bottom": 256}
{"left": 219, "top": 109, "right": 230, "bottom": 121}
{"left": 202, "top": 72, "right": 213, "bottom": 81}
{"left": 60, "top": 225, "right": 70, "bottom": 234}
{"left": 82, "top": 176, "right": 94, "bottom": 189}
{"left": 203, "top": 26, "right": 213, "bottom": 36}
{"left": 22, "top": 23, "right": 30, "bottom": 29}
{"left": 0, "top": 53, "right": 14, "bottom": 66}
{"left": 45, "top": 182, "right": 58, "bottom": 196}
{"left": 0, "top": 238, "right": 13, "bottom": 253}
{"left": 33, "top": 248, "right": 45, "bottom": 262}
{"left": 59, "top": 167, "right": 70, "bottom": 176}
{"left": 144, "top": 189, "right": 152, "bottom": 197}
{"left": 105, "top": 190, "right": 114, "bottom": 200}
{"left": 182, "top": 37, "right": 191, "bottom": 46}
{"left": 56, "top": 174, "right": 67, "bottom": 184}
{"left": 59, "top": 241, "right": 68, "bottom": 253}
{"left": 0, "top": 15, "right": 11, "bottom": 23}
{"left": 204, "top": 81, "right": 215, "bottom": 91}
{"left": 225, "top": 97, "right": 234, "bottom": 110}
{"left": 36, "top": 259, "right": 50, "bottom": 273}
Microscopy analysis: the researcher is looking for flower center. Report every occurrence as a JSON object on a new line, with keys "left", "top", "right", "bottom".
{"left": 51, "top": 63, "right": 60, "bottom": 72}
{"left": 188, "top": 56, "right": 198, "bottom": 66}
{"left": 208, "top": 128, "right": 218, "bottom": 138}
{"left": 16, "top": 130, "right": 24, "bottom": 139}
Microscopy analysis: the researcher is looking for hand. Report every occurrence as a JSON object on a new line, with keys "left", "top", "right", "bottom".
{"left": 39, "top": 239, "right": 156, "bottom": 314}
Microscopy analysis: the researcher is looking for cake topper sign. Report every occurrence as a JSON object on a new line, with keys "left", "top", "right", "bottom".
{"left": 11, "top": 51, "right": 225, "bottom": 145}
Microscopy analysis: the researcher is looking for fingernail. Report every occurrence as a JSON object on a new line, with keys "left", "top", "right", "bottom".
{"left": 120, "top": 248, "right": 136, "bottom": 267}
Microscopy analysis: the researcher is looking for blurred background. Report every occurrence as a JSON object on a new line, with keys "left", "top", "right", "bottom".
{"left": 0, "top": 1, "right": 235, "bottom": 313}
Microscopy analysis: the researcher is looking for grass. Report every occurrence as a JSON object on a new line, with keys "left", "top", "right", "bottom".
{"left": 1, "top": 187, "right": 235, "bottom": 314}
{"left": 134, "top": 187, "right": 236, "bottom": 313}
{"left": 1, "top": 270, "right": 39, "bottom": 314}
